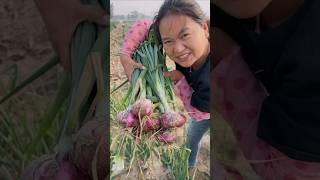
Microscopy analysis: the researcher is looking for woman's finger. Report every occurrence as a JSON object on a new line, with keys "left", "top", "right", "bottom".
{"left": 133, "top": 63, "right": 145, "bottom": 69}
{"left": 163, "top": 71, "right": 171, "bottom": 77}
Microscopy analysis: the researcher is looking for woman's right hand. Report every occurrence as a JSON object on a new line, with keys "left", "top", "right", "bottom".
{"left": 120, "top": 54, "right": 145, "bottom": 82}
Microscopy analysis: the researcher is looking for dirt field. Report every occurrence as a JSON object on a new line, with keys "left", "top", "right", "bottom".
{"left": 0, "top": 0, "right": 55, "bottom": 82}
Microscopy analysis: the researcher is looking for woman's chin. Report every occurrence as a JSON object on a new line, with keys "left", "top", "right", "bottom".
{"left": 175, "top": 58, "right": 195, "bottom": 68}
{"left": 176, "top": 62, "right": 192, "bottom": 68}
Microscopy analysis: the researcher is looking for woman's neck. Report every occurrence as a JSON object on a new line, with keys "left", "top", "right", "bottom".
{"left": 260, "top": 0, "right": 304, "bottom": 28}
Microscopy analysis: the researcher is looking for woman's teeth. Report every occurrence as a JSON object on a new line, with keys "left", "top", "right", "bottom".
{"left": 179, "top": 53, "right": 189, "bottom": 59}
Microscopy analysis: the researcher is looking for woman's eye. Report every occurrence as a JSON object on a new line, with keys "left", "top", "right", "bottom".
{"left": 164, "top": 40, "right": 172, "bottom": 44}
{"left": 182, "top": 33, "right": 189, "bottom": 38}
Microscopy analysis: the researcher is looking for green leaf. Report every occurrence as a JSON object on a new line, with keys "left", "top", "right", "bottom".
{"left": 0, "top": 56, "right": 59, "bottom": 104}
{"left": 25, "top": 74, "right": 70, "bottom": 160}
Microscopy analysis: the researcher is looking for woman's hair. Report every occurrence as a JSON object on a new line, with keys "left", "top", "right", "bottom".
{"left": 153, "top": 0, "right": 209, "bottom": 42}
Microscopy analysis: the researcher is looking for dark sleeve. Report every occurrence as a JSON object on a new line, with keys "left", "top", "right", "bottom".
{"left": 176, "top": 61, "right": 211, "bottom": 113}
{"left": 191, "top": 63, "right": 210, "bottom": 113}
{"left": 190, "top": 78, "right": 210, "bottom": 113}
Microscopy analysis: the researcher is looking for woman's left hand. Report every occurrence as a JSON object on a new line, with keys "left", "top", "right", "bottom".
{"left": 163, "top": 70, "right": 184, "bottom": 83}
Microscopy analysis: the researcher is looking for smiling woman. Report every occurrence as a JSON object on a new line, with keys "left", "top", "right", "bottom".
{"left": 158, "top": 14, "right": 209, "bottom": 70}
{"left": 118, "top": 0, "right": 211, "bottom": 176}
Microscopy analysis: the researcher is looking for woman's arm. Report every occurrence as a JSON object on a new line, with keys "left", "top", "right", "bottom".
{"left": 120, "top": 20, "right": 152, "bottom": 81}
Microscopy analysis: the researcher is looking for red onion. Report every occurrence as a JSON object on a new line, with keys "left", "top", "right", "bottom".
{"left": 131, "top": 98, "right": 153, "bottom": 117}
{"left": 143, "top": 118, "right": 160, "bottom": 131}
{"left": 20, "top": 155, "right": 90, "bottom": 180}
{"left": 116, "top": 110, "right": 138, "bottom": 128}
{"left": 158, "top": 130, "right": 176, "bottom": 143}
{"left": 161, "top": 111, "right": 186, "bottom": 128}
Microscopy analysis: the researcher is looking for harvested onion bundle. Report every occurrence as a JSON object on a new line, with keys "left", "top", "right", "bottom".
{"left": 116, "top": 29, "right": 187, "bottom": 143}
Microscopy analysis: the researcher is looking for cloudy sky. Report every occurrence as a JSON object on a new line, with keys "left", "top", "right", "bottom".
{"left": 111, "top": 0, "right": 210, "bottom": 17}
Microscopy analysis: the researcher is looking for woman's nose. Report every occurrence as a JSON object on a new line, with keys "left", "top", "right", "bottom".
{"left": 172, "top": 40, "right": 185, "bottom": 54}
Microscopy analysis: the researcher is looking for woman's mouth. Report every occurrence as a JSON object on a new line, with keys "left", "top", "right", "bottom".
{"left": 177, "top": 53, "right": 191, "bottom": 61}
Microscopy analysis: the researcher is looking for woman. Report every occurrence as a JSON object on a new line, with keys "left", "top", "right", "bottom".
{"left": 120, "top": 0, "right": 211, "bottom": 173}
{"left": 212, "top": 0, "right": 320, "bottom": 179}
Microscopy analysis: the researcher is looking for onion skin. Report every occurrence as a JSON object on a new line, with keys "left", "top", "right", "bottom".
{"left": 21, "top": 154, "right": 58, "bottom": 180}
{"left": 116, "top": 110, "right": 138, "bottom": 128}
{"left": 116, "top": 111, "right": 128, "bottom": 125}
{"left": 71, "top": 117, "right": 108, "bottom": 180}
{"left": 161, "top": 111, "right": 186, "bottom": 128}
{"left": 20, "top": 154, "right": 90, "bottom": 180}
{"left": 175, "top": 112, "right": 187, "bottom": 127}
{"left": 158, "top": 130, "right": 176, "bottom": 143}
{"left": 126, "top": 111, "right": 138, "bottom": 128}
{"left": 143, "top": 118, "right": 160, "bottom": 132}
{"left": 131, "top": 98, "right": 153, "bottom": 117}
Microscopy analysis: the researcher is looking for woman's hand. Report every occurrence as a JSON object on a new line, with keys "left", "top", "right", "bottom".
{"left": 34, "top": 0, "right": 109, "bottom": 71}
{"left": 163, "top": 70, "right": 184, "bottom": 83}
{"left": 120, "top": 54, "right": 145, "bottom": 82}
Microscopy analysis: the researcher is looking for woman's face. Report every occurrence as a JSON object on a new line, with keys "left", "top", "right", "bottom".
{"left": 159, "top": 14, "right": 209, "bottom": 68}
{"left": 213, "top": 0, "right": 272, "bottom": 18}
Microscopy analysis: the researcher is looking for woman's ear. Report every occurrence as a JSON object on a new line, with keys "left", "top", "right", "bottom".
{"left": 203, "top": 21, "right": 210, "bottom": 38}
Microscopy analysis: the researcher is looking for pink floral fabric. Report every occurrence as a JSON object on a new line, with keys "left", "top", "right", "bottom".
{"left": 212, "top": 45, "right": 320, "bottom": 180}
{"left": 121, "top": 20, "right": 210, "bottom": 121}
{"left": 120, "top": 20, "right": 152, "bottom": 56}
{"left": 174, "top": 77, "right": 210, "bottom": 121}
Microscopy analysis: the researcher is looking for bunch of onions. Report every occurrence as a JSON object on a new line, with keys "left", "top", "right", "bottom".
{"left": 138, "top": 41, "right": 188, "bottom": 142}
{"left": 116, "top": 34, "right": 187, "bottom": 143}
{"left": 116, "top": 72, "right": 156, "bottom": 131}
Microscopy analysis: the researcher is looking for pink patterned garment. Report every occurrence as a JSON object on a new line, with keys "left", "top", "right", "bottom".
{"left": 174, "top": 77, "right": 210, "bottom": 121}
{"left": 212, "top": 46, "right": 320, "bottom": 180}
{"left": 120, "top": 20, "right": 152, "bottom": 56}
{"left": 121, "top": 20, "right": 210, "bottom": 121}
